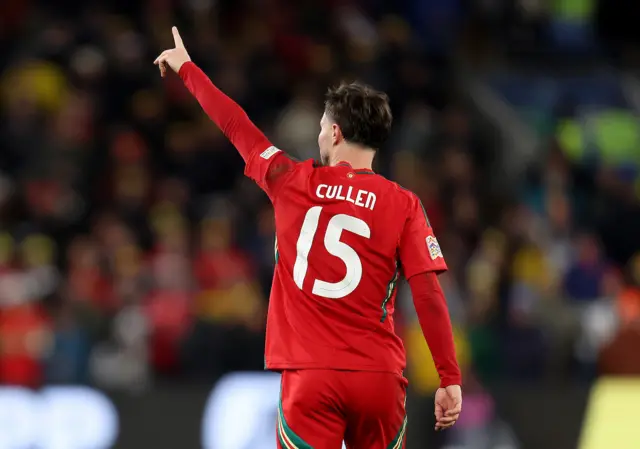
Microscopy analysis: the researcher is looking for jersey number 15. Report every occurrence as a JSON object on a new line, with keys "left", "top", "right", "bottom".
{"left": 292, "top": 206, "right": 370, "bottom": 299}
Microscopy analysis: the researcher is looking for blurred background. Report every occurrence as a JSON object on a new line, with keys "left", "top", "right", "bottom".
{"left": 1, "top": 0, "right": 640, "bottom": 448}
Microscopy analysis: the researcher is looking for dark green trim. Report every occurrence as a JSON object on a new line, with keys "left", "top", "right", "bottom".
{"left": 278, "top": 399, "right": 314, "bottom": 448}
{"left": 387, "top": 416, "right": 407, "bottom": 449}
{"left": 380, "top": 261, "right": 400, "bottom": 323}
{"left": 418, "top": 199, "right": 431, "bottom": 227}
{"left": 395, "top": 184, "right": 431, "bottom": 227}
{"left": 354, "top": 170, "right": 375, "bottom": 175}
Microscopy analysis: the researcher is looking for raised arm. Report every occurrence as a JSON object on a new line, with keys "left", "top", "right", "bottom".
{"left": 155, "top": 27, "right": 271, "bottom": 162}
{"left": 155, "top": 27, "right": 298, "bottom": 200}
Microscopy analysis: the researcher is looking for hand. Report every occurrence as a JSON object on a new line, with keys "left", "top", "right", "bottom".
{"left": 154, "top": 26, "right": 191, "bottom": 77}
{"left": 434, "top": 385, "right": 462, "bottom": 431}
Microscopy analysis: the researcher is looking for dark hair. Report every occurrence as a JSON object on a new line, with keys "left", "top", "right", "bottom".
{"left": 324, "top": 82, "right": 393, "bottom": 150}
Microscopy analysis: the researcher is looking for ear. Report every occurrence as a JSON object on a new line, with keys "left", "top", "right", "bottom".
{"left": 331, "top": 123, "right": 342, "bottom": 145}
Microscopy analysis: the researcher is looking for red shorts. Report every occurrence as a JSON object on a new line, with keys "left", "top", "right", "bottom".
{"left": 277, "top": 369, "right": 408, "bottom": 449}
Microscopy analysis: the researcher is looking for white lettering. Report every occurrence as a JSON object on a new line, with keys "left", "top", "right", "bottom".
{"left": 316, "top": 184, "right": 328, "bottom": 198}
{"left": 345, "top": 186, "right": 356, "bottom": 204}
{"left": 365, "top": 192, "right": 376, "bottom": 210}
{"left": 315, "top": 184, "right": 376, "bottom": 210}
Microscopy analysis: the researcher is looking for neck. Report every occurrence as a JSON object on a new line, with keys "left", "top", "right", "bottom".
{"left": 330, "top": 143, "right": 375, "bottom": 169}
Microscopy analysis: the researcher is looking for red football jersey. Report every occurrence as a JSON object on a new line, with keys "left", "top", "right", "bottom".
{"left": 245, "top": 146, "right": 448, "bottom": 375}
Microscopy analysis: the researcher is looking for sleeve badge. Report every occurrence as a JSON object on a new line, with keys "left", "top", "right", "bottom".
{"left": 260, "top": 146, "right": 281, "bottom": 160}
{"left": 426, "top": 235, "right": 443, "bottom": 260}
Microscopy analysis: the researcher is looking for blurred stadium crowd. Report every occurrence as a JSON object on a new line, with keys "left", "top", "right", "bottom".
{"left": 0, "top": 0, "right": 639, "bottom": 395}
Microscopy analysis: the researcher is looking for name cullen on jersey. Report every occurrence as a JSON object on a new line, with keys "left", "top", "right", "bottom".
{"left": 316, "top": 184, "right": 377, "bottom": 211}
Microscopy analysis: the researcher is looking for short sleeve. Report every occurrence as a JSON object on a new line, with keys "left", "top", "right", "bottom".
{"left": 244, "top": 145, "right": 299, "bottom": 201}
{"left": 398, "top": 195, "right": 448, "bottom": 279}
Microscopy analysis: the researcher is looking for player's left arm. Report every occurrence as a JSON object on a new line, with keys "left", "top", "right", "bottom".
{"left": 398, "top": 193, "right": 462, "bottom": 428}
{"left": 154, "top": 27, "right": 297, "bottom": 200}
{"left": 409, "top": 273, "right": 462, "bottom": 431}
{"left": 407, "top": 273, "right": 461, "bottom": 388}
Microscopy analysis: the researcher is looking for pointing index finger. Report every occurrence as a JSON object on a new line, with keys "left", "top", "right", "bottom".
{"left": 172, "top": 26, "right": 184, "bottom": 48}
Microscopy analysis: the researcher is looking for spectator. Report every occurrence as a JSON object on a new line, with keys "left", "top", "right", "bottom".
{"left": 564, "top": 233, "right": 607, "bottom": 302}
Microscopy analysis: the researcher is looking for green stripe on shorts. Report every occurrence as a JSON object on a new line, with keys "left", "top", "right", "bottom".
{"left": 387, "top": 416, "right": 407, "bottom": 449}
{"left": 278, "top": 399, "right": 314, "bottom": 449}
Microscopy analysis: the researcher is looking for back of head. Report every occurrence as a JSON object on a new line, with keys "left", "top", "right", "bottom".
{"left": 324, "top": 82, "right": 393, "bottom": 151}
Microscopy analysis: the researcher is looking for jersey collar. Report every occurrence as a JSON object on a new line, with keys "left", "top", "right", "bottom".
{"left": 336, "top": 161, "right": 375, "bottom": 174}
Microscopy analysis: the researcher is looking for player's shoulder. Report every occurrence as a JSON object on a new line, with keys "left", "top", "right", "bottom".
{"left": 383, "top": 178, "right": 420, "bottom": 208}
{"left": 359, "top": 174, "right": 421, "bottom": 216}
{"left": 268, "top": 148, "right": 315, "bottom": 175}
{"left": 264, "top": 147, "right": 310, "bottom": 165}
{"left": 284, "top": 153, "right": 317, "bottom": 171}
